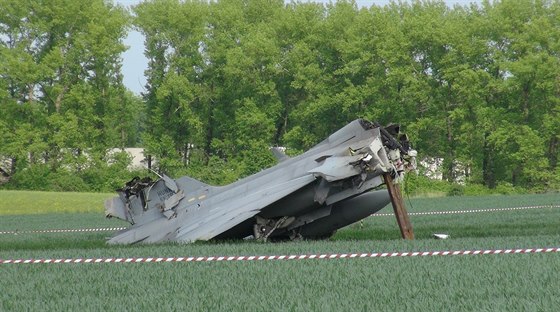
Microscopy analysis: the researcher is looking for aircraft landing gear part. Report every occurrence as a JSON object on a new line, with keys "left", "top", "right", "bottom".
{"left": 253, "top": 216, "right": 293, "bottom": 242}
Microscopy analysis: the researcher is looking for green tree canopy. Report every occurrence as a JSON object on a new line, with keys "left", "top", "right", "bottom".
{"left": 1, "top": 0, "right": 559, "bottom": 192}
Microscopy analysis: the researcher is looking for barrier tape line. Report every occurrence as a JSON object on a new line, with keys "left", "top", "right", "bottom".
{"left": 2, "top": 247, "right": 559, "bottom": 265}
{"left": 1, "top": 205, "right": 558, "bottom": 235}
{"left": 372, "top": 204, "right": 560, "bottom": 217}
{"left": 0, "top": 227, "right": 127, "bottom": 235}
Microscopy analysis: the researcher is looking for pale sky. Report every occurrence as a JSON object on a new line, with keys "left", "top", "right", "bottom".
{"left": 116, "top": 0, "right": 483, "bottom": 94}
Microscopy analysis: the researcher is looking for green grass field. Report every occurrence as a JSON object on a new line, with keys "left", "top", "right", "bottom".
{"left": 0, "top": 190, "right": 111, "bottom": 215}
{"left": 1, "top": 191, "right": 559, "bottom": 311}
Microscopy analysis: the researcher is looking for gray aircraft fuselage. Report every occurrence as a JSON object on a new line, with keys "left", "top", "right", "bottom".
{"left": 105, "top": 119, "right": 416, "bottom": 244}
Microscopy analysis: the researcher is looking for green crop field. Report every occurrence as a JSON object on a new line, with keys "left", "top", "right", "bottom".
{"left": 1, "top": 191, "right": 559, "bottom": 311}
{"left": 0, "top": 190, "right": 111, "bottom": 215}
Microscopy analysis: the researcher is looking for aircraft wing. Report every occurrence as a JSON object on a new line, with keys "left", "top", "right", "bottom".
{"left": 173, "top": 174, "right": 316, "bottom": 242}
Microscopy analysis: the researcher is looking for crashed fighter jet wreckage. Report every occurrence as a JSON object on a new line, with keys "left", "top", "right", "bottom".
{"left": 105, "top": 119, "right": 417, "bottom": 244}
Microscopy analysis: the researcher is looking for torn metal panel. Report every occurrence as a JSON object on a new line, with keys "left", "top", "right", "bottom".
{"left": 104, "top": 196, "right": 130, "bottom": 222}
{"left": 308, "top": 154, "right": 365, "bottom": 182}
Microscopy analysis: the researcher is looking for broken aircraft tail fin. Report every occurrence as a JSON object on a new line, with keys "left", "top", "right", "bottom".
{"left": 106, "top": 174, "right": 214, "bottom": 226}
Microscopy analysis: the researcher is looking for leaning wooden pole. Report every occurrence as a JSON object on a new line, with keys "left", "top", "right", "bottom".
{"left": 383, "top": 173, "right": 414, "bottom": 239}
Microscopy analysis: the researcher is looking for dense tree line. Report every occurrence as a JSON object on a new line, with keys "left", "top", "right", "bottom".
{"left": 0, "top": 0, "right": 142, "bottom": 191}
{"left": 1, "top": 0, "right": 559, "bottom": 192}
{"left": 136, "top": 0, "right": 560, "bottom": 190}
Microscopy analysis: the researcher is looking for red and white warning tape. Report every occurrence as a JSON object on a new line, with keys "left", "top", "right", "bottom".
{"left": 1, "top": 247, "right": 558, "bottom": 264}
{"left": 1, "top": 205, "right": 558, "bottom": 235}
{"left": 0, "top": 227, "right": 126, "bottom": 235}
{"left": 372, "top": 204, "right": 560, "bottom": 217}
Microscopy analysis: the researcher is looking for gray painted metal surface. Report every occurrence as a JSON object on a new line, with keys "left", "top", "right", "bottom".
{"left": 105, "top": 119, "right": 417, "bottom": 244}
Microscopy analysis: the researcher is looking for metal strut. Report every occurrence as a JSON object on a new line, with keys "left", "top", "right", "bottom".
{"left": 254, "top": 216, "right": 291, "bottom": 242}
{"left": 383, "top": 173, "right": 414, "bottom": 239}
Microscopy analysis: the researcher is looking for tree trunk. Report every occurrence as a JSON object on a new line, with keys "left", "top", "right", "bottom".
{"left": 54, "top": 84, "right": 69, "bottom": 113}
{"left": 522, "top": 84, "right": 530, "bottom": 123}
{"left": 482, "top": 132, "right": 496, "bottom": 188}
{"left": 10, "top": 157, "right": 17, "bottom": 176}
{"left": 444, "top": 114, "right": 455, "bottom": 182}
{"left": 548, "top": 137, "right": 558, "bottom": 169}
{"left": 121, "top": 128, "right": 126, "bottom": 149}
{"left": 273, "top": 113, "right": 288, "bottom": 146}
{"left": 27, "top": 84, "right": 34, "bottom": 103}
{"left": 512, "top": 166, "right": 522, "bottom": 186}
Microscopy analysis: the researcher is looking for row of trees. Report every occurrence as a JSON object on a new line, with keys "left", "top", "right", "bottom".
{"left": 0, "top": 0, "right": 144, "bottom": 190}
{"left": 1, "top": 0, "right": 559, "bottom": 192}
{"left": 136, "top": 0, "right": 560, "bottom": 190}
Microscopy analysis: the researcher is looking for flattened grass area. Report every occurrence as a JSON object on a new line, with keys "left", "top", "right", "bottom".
{"left": 1, "top": 191, "right": 559, "bottom": 311}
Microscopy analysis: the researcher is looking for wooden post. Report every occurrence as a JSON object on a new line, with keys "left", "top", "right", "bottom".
{"left": 383, "top": 173, "right": 414, "bottom": 239}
